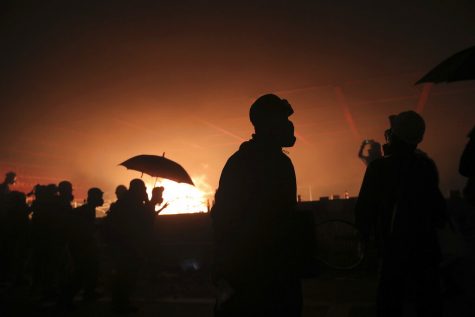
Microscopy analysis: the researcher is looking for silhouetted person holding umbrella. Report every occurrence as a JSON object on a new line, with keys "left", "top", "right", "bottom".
{"left": 106, "top": 179, "right": 161, "bottom": 313}
{"left": 212, "top": 94, "right": 302, "bottom": 317}
{"left": 355, "top": 111, "right": 448, "bottom": 317}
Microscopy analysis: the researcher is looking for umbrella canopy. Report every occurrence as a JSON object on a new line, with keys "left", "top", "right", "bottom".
{"left": 120, "top": 154, "right": 194, "bottom": 186}
{"left": 416, "top": 45, "right": 475, "bottom": 84}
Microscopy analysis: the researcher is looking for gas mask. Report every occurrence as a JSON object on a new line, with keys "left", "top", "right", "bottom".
{"left": 382, "top": 128, "right": 393, "bottom": 156}
{"left": 278, "top": 120, "right": 296, "bottom": 148}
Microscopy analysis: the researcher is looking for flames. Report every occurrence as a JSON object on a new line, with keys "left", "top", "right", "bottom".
{"left": 145, "top": 175, "right": 213, "bottom": 215}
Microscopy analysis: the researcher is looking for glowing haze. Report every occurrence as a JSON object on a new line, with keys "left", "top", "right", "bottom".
{"left": 1, "top": 2, "right": 475, "bottom": 206}
{"left": 145, "top": 177, "right": 213, "bottom": 215}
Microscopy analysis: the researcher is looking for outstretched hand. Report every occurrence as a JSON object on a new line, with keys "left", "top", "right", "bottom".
{"left": 156, "top": 202, "right": 169, "bottom": 214}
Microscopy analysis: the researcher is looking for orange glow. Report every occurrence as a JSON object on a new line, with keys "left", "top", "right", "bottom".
{"left": 145, "top": 176, "right": 213, "bottom": 215}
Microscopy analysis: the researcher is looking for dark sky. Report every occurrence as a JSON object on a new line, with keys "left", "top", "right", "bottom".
{"left": 1, "top": 0, "right": 475, "bottom": 201}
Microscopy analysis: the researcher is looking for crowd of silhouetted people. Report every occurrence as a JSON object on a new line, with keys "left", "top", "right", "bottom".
{"left": 0, "top": 174, "right": 168, "bottom": 313}
{"left": 0, "top": 94, "right": 474, "bottom": 317}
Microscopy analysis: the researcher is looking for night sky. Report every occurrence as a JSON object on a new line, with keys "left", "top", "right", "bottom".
{"left": 1, "top": 0, "right": 475, "bottom": 201}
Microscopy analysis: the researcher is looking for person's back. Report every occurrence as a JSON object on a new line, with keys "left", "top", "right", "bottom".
{"left": 355, "top": 111, "right": 447, "bottom": 317}
{"left": 71, "top": 201, "right": 97, "bottom": 243}
{"left": 4, "top": 191, "right": 30, "bottom": 236}
{"left": 2, "top": 191, "right": 29, "bottom": 283}
{"left": 0, "top": 172, "right": 16, "bottom": 226}
{"left": 213, "top": 138, "right": 297, "bottom": 284}
{"left": 61, "top": 188, "right": 103, "bottom": 306}
{"left": 107, "top": 179, "right": 159, "bottom": 313}
{"left": 364, "top": 151, "right": 446, "bottom": 264}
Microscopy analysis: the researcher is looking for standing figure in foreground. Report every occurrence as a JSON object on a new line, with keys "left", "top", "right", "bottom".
{"left": 355, "top": 111, "right": 447, "bottom": 317}
{"left": 212, "top": 94, "right": 302, "bottom": 317}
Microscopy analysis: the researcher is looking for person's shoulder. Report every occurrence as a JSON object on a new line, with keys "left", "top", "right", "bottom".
{"left": 74, "top": 204, "right": 87, "bottom": 213}
{"left": 367, "top": 156, "right": 386, "bottom": 170}
{"left": 414, "top": 150, "right": 437, "bottom": 168}
{"left": 224, "top": 141, "right": 254, "bottom": 166}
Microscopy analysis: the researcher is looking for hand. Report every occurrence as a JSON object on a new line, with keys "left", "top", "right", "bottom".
{"left": 156, "top": 202, "right": 169, "bottom": 214}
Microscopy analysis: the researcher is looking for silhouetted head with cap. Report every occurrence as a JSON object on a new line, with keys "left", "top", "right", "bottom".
{"left": 383, "top": 110, "right": 425, "bottom": 155}
{"left": 129, "top": 178, "right": 148, "bottom": 203}
{"left": 87, "top": 187, "right": 104, "bottom": 207}
{"left": 249, "top": 94, "right": 296, "bottom": 148}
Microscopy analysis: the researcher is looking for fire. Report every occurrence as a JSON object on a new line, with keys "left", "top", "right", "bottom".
{"left": 145, "top": 176, "right": 213, "bottom": 215}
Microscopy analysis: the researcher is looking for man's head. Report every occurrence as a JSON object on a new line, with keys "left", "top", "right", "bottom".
{"left": 249, "top": 94, "right": 296, "bottom": 147}
{"left": 4, "top": 172, "right": 16, "bottom": 185}
{"left": 58, "top": 180, "right": 74, "bottom": 202}
{"left": 87, "top": 187, "right": 104, "bottom": 207}
{"left": 129, "top": 178, "right": 148, "bottom": 202}
{"left": 115, "top": 184, "right": 128, "bottom": 201}
{"left": 384, "top": 111, "right": 425, "bottom": 155}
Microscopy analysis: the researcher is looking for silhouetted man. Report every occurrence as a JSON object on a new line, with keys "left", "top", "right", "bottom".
{"left": 0, "top": 172, "right": 17, "bottom": 282}
{"left": 1, "top": 191, "right": 30, "bottom": 284}
{"left": 211, "top": 94, "right": 302, "bottom": 317}
{"left": 58, "top": 180, "right": 74, "bottom": 211}
{"left": 61, "top": 187, "right": 104, "bottom": 307}
{"left": 30, "top": 184, "right": 63, "bottom": 301}
{"left": 460, "top": 125, "right": 475, "bottom": 205}
{"left": 0, "top": 172, "right": 16, "bottom": 196}
{"left": 355, "top": 111, "right": 447, "bottom": 317}
{"left": 115, "top": 184, "right": 128, "bottom": 202}
{"left": 107, "top": 179, "right": 160, "bottom": 313}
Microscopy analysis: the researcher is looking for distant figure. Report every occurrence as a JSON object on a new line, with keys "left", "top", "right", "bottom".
{"left": 115, "top": 185, "right": 128, "bottom": 202}
{"left": 58, "top": 180, "right": 74, "bottom": 210}
{"left": 358, "top": 139, "right": 382, "bottom": 166}
{"left": 30, "top": 184, "right": 63, "bottom": 300}
{"left": 0, "top": 172, "right": 16, "bottom": 196}
{"left": 0, "top": 172, "right": 17, "bottom": 282}
{"left": 56, "top": 181, "right": 75, "bottom": 284}
{"left": 459, "top": 125, "right": 475, "bottom": 205}
{"left": 355, "top": 111, "right": 447, "bottom": 317}
{"left": 151, "top": 186, "right": 169, "bottom": 214}
{"left": 1, "top": 191, "right": 30, "bottom": 284}
{"left": 106, "top": 179, "right": 160, "bottom": 313}
{"left": 61, "top": 188, "right": 104, "bottom": 307}
{"left": 211, "top": 94, "right": 302, "bottom": 317}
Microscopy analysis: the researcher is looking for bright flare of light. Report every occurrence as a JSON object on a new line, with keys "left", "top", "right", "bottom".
{"left": 145, "top": 176, "right": 213, "bottom": 215}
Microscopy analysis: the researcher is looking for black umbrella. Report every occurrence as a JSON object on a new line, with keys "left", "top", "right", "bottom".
{"left": 120, "top": 154, "right": 194, "bottom": 186}
{"left": 416, "top": 45, "right": 475, "bottom": 84}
